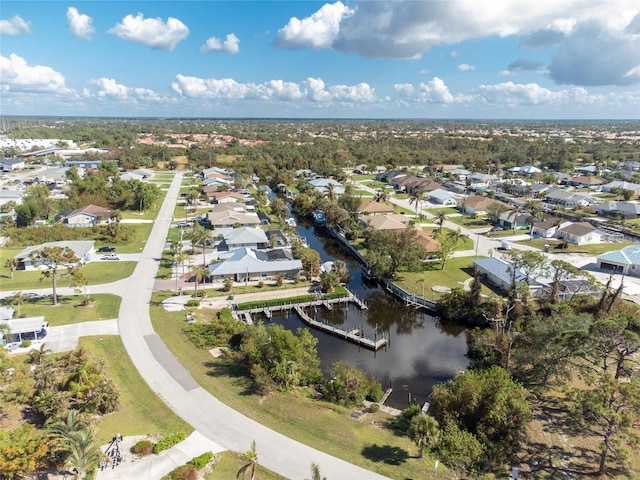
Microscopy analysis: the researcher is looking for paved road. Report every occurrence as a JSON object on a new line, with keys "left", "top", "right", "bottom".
{"left": 111, "top": 172, "right": 391, "bottom": 480}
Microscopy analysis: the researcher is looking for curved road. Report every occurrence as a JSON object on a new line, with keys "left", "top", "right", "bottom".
{"left": 108, "top": 172, "right": 391, "bottom": 480}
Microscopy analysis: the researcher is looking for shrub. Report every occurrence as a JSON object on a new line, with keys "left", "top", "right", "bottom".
{"left": 153, "top": 432, "right": 187, "bottom": 454}
{"left": 161, "top": 465, "right": 198, "bottom": 480}
{"left": 369, "top": 403, "right": 380, "bottom": 413}
{"left": 132, "top": 440, "right": 154, "bottom": 456}
{"left": 188, "top": 451, "right": 213, "bottom": 470}
{"left": 20, "top": 339, "right": 32, "bottom": 348}
{"left": 185, "top": 299, "right": 200, "bottom": 307}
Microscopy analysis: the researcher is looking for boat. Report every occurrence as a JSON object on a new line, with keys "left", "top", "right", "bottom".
{"left": 285, "top": 217, "right": 297, "bottom": 227}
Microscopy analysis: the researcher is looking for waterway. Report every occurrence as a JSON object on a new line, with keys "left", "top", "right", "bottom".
{"left": 268, "top": 219, "right": 469, "bottom": 410}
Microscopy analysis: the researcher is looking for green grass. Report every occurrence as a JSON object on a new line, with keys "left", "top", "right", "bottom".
{"left": 514, "top": 238, "right": 636, "bottom": 255}
{"left": 0, "top": 293, "right": 121, "bottom": 326}
{"left": 116, "top": 223, "right": 154, "bottom": 253}
{"left": 149, "top": 291, "right": 444, "bottom": 480}
{"left": 0, "top": 262, "right": 137, "bottom": 292}
{"left": 393, "top": 193, "right": 410, "bottom": 200}
{"left": 350, "top": 174, "right": 375, "bottom": 181}
{"left": 445, "top": 215, "right": 491, "bottom": 228}
{"left": 351, "top": 189, "right": 374, "bottom": 197}
{"left": 423, "top": 207, "right": 458, "bottom": 215}
{"left": 204, "top": 451, "right": 286, "bottom": 480}
{"left": 80, "top": 336, "right": 192, "bottom": 445}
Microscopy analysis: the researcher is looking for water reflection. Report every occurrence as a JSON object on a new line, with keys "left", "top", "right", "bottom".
{"left": 272, "top": 220, "right": 469, "bottom": 409}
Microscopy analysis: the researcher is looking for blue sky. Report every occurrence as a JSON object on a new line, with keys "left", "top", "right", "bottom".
{"left": 1, "top": 1, "right": 639, "bottom": 119}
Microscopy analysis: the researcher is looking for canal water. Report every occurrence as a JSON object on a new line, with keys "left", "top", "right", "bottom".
{"left": 268, "top": 220, "right": 469, "bottom": 410}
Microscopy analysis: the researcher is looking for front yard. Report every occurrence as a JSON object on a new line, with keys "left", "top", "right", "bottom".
{"left": 514, "top": 238, "right": 637, "bottom": 256}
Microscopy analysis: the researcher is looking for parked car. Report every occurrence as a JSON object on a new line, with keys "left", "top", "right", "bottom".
{"left": 98, "top": 246, "right": 117, "bottom": 253}
{"left": 176, "top": 221, "right": 193, "bottom": 228}
{"left": 490, "top": 226, "right": 504, "bottom": 232}
{"left": 101, "top": 254, "right": 120, "bottom": 261}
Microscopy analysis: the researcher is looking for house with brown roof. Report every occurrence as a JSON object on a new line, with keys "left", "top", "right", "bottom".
{"left": 358, "top": 200, "right": 395, "bottom": 216}
{"left": 564, "top": 175, "right": 603, "bottom": 188}
{"left": 62, "top": 205, "right": 112, "bottom": 228}
{"left": 207, "top": 203, "right": 260, "bottom": 229}
{"left": 531, "top": 218, "right": 563, "bottom": 238}
{"left": 360, "top": 214, "right": 410, "bottom": 231}
{"left": 205, "top": 191, "right": 245, "bottom": 204}
{"left": 459, "top": 195, "right": 510, "bottom": 215}
{"left": 415, "top": 230, "right": 440, "bottom": 253}
{"left": 555, "top": 222, "right": 602, "bottom": 245}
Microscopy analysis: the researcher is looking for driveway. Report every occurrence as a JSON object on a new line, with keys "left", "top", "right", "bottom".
{"left": 43, "top": 319, "right": 119, "bottom": 353}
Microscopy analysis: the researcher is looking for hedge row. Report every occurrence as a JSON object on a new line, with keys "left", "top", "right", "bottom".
{"left": 161, "top": 451, "right": 214, "bottom": 480}
{"left": 324, "top": 285, "right": 349, "bottom": 300}
{"left": 152, "top": 432, "right": 187, "bottom": 454}
{"left": 236, "top": 294, "right": 316, "bottom": 311}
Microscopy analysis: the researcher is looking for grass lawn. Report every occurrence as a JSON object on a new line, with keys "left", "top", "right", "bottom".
{"left": 351, "top": 189, "right": 374, "bottom": 197}
{"left": 515, "top": 238, "right": 637, "bottom": 256}
{"left": 204, "top": 451, "right": 286, "bottom": 480}
{"left": 0, "top": 261, "right": 137, "bottom": 292}
{"left": 423, "top": 207, "right": 458, "bottom": 215}
{"left": 437, "top": 227, "right": 474, "bottom": 250}
{"left": 80, "top": 336, "right": 192, "bottom": 445}
{"left": 485, "top": 229, "right": 531, "bottom": 238}
{"left": 117, "top": 223, "right": 154, "bottom": 253}
{"left": 445, "top": 215, "right": 491, "bottom": 228}
{"left": 393, "top": 193, "right": 410, "bottom": 200}
{"left": 150, "top": 291, "right": 444, "bottom": 480}
{"left": 350, "top": 174, "right": 375, "bottom": 182}
{"left": 0, "top": 293, "right": 121, "bottom": 326}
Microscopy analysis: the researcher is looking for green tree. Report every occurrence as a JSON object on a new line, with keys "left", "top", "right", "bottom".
{"left": 188, "top": 223, "right": 211, "bottom": 266}
{"left": 0, "top": 424, "right": 49, "bottom": 480}
{"left": 237, "top": 440, "right": 258, "bottom": 480}
{"left": 322, "top": 361, "right": 383, "bottom": 406}
{"left": 64, "top": 428, "right": 102, "bottom": 479}
{"left": 190, "top": 265, "right": 210, "bottom": 297}
{"left": 409, "top": 190, "right": 424, "bottom": 216}
{"left": 373, "top": 188, "right": 389, "bottom": 203}
{"left": 409, "top": 414, "right": 441, "bottom": 458}
{"left": 434, "top": 210, "right": 447, "bottom": 233}
{"left": 4, "top": 257, "right": 18, "bottom": 279}
{"left": 428, "top": 366, "right": 531, "bottom": 464}
{"left": 547, "top": 259, "right": 580, "bottom": 304}
{"left": 29, "top": 246, "right": 83, "bottom": 306}
{"left": 306, "top": 463, "right": 327, "bottom": 480}
{"left": 269, "top": 197, "right": 289, "bottom": 224}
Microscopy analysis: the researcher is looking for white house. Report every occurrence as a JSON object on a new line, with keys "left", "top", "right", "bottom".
{"left": 554, "top": 222, "right": 618, "bottom": 245}
{"left": 428, "top": 189, "right": 459, "bottom": 206}
{"left": 0, "top": 158, "right": 26, "bottom": 172}
{"left": 14, "top": 241, "right": 94, "bottom": 270}
{"left": 220, "top": 227, "right": 270, "bottom": 251}
{"left": 597, "top": 245, "right": 640, "bottom": 276}
{"left": 62, "top": 205, "right": 112, "bottom": 228}
{"left": 208, "top": 247, "right": 302, "bottom": 282}
{"left": 308, "top": 178, "right": 345, "bottom": 197}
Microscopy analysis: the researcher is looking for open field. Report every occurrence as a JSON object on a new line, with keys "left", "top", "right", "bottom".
{"left": 81, "top": 336, "right": 192, "bottom": 445}
{"left": 0, "top": 293, "right": 121, "bottom": 326}
{"left": 515, "top": 238, "right": 637, "bottom": 255}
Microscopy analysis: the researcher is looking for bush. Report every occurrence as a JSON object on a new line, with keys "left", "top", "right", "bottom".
{"left": 185, "top": 299, "right": 200, "bottom": 307}
{"left": 188, "top": 451, "right": 213, "bottom": 470}
{"left": 153, "top": 432, "right": 187, "bottom": 454}
{"left": 369, "top": 403, "right": 380, "bottom": 413}
{"left": 132, "top": 440, "right": 154, "bottom": 456}
{"left": 20, "top": 339, "right": 32, "bottom": 348}
{"left": 161, "top": 464, "right": 198, "bottom": 480}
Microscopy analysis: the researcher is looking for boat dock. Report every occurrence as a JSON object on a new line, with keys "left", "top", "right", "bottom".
{"left": 234, "top": 289, "right": 383, "bottom": 350}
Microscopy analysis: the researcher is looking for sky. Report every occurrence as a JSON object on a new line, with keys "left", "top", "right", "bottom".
{"left": 1, "top": 1, "right": 639, "bottom": 119}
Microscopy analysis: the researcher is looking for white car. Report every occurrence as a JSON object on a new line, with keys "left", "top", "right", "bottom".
{"left": 101, "top": 254, "right": 120, "bottom": 261}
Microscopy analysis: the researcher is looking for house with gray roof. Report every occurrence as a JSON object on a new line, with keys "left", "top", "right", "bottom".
{"left": 14, "top": 241, "right": 94, "bottom": 270}
{"left": 597, "top": 245, "right": 640, "bottom": 276}
{"left": 0, "top": 157, "right": 26, "bottom": 172}
{"left": 208, "top": 247, "right": 302, "bottom": 282}
{"left": 428, "top": 188, "right": 459, "bottom": 206}
{"left": 1, "top": 316, "right": 48, "bottom": 344}
{"left": 308, "top": 178, "right": 345, "bottom": 197}
{"left": 593, "top": 201, "right": 640, "bottom": 219}
{"left": 219, "top": 227, "right": 269, "bottom": 251}
{"left": 601, "top": 181, "right": 640, "bottom": 198}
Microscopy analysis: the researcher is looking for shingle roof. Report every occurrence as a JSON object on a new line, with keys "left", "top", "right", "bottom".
{"left": 558, "top": 222, "right": 596, "bottom": 237}
{"left": 15, "top": 241, "right": 95, "bottom": 260}
{"left": 359, "top": 200, "right": 395, "bottom": 214}
{"left": 208, "top": 247, "right": 302, "bottom": 275}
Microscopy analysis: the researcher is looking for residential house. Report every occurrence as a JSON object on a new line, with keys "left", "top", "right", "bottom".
{"left": 14, "top": 240, "right": 94, "bottom": 270}
{"left": 448, "top": 168, "right": 473, "bottom": 181}
{"left": 207, "top": 203, "right": 260, "bottom": 229}
{"left": 469, "top": 173, "right": 499, "bottom": 188}
{"left": 358, "top": 200, "right": 395, "bottom": 216}
{"left": 574, "top": 165, "right": 599, "bottom": 175}
{"left": 202, "top": 166, "right": 234, "bottom": 178}
{"left": 555, "top": 222, "right": 610, "bottom": 245}
{"left": 564, "top": 175, "right": 603, "bottom": 188}
{"left": 0, "top": 157, "right": 26, "bottom": 171}
{"left": 507, "top": 165, "right": 542, "bottom": 176}
{"left": 544, "top": 188, "right": 597, "bottom": 208}
{"left": 459, "top": 195, "right": 510, "bottom": 215}
{"left": 593, "top": 201, "right": 640, "bottom": 219}
{"left": 206, "top": 191, "right": 245, "bottom": 204}
{"left": 207, "top": 247, "right": 302, "bottom": 282}
{"left": 308, "top": 178, "right": 345, "bottom": 197}
{"left": 498, "top": 211, "right": 529, "bottom": 230}
{"left": 374, "top": 170, "right": 406, "bottom": 183}
{"left": 219, "top": 227, "right": 269, "bottom": 251}
{"left": 64, "top": 160, "right": 103, "bottom": 170}
{"left": 428, "top": 189, "right": 459, "bottom": 206}
{"left": 601, "top": 181, "right": 640, "bottom": 198}
{"left": 360, "top": 214, "right": 410, "bottom": 231}
{"left": 531, "top": 218, "right": 563, "bottom": 238}
{"left": 0, "top": 316, "right": 48, "bottom": 344}
{"left": 62, "top": 204, "right": 112, "bottom": 228}
{"left": 597, "top": 245, "right": 640, "bottom": 276}
{"left": 202, "top": 175, "right": 232, "bottom": 190}
{"left": 415, "top": 230, "right": 440, "bottom": 253}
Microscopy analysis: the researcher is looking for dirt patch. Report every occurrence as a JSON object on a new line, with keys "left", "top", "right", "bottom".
{"left": 209, "top": 347, "right": 228, "bottom": 358}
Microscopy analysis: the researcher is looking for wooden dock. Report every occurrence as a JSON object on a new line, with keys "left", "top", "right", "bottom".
{"left": 234, "top": 287, "right": 385, "bottom": 350}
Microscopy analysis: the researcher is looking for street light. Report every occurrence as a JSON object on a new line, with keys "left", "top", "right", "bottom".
{"left": 475, "top": 232, "right": 480, "bottom": 257}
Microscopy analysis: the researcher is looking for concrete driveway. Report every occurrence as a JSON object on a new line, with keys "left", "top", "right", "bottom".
{"left": 44, "top": 319, "right": 119, "bottom": 353}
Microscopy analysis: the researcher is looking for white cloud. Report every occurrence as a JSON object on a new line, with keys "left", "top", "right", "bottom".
{"left": 0, "top": 54, "right": 69, "bottom": 93}
{"left": 200, "top": 33, "right": 240, "bottom": 54}
{"left": 67, "top": 7, "right": 94, "bottom": 40}
{"left": 474, "top": 81, "right": 568, "bottom": 106}
{"left": 273, "top": 1, "right": 353, "bottom": 49}
{"left": 499, "top": 59, "right": 548, "bottom": 76}
{"left": 108, "top": 13, "right": 189, "bottom": 51}
{"left": 0, "top": 14, "right": 31, "bottom": 35}
{"left": 395, "top": 77, "right": 464, "bottom": 104}
{"left": 273, "top": 1, "right": 639, "bottom": 87}
{"left": 172, "top": 74, "right": 375, "bottom": 105}
{"left": 457, "top": 63, "right": 475, "bottom": 71}
{"left": 450, "top": 50, "right": 460, "bottom": 58}
{"left": 91, "top": 77, "right": 163, "bottom": 102}
{"left": 419, "top": 68, "right": 429, "bottom": 75}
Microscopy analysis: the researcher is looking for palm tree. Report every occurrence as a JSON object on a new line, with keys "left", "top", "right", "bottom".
{"left": 188, "top": 223, "right": 211, "bottom": 266}
{"left": 191, "top": 265, "right": 210, "bottom": 297}
{"left": 509, "top": 204, "right": 523, "bottom": 231}
{"left": 65, "top": 428, "right": 102, "bottom": 479}
{"left": 47, "top": 409, "right": 89, "bottom": 447}
{"left": 4, "top": 257, "right": 19, "bottom": 279}
{"left": 7, "top": 291, "right": 25, "bottom": 317}
{"left": 307, "top": 463, "right": 327, "bottom": 480}
{"left": 237, "top": 440, "right": 259, "bottom": 480}
{"left": 434, "top": 210, "right": 447, "bottom": 233}
{"left": 374, "top": 188, "right": 389, "bottom": 203}
{"left": 409, "top": 190, "right": 425, "bottom": 217}
{"left": 524, "top": 201, "right": 542, "bottom": 237}
{"left": 28, "top": 343, "right": 52, "bottom": 366}
{"left": 409, "top": 414, "right": 440, "bottom": 458}
{"left": 325, "top": 183, "right": 336, "bottom": 202}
